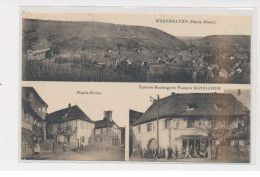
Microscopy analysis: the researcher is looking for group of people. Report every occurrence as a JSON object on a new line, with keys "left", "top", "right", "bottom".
{"left": 132, "top": 145, "right": 209, "bottom": 159}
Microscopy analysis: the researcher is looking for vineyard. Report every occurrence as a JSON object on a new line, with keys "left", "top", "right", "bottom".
{"left": 24, "top": 60, "right": 146, "bottom": 82}
{"left": 23, "top": 60, "right": 194, "bottom": 83}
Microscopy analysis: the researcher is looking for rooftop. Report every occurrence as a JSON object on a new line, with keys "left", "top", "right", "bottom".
{"left": 94, "top": 118, "right": 119, "bottom": 129}
{"left": 133, "top": 93, "right": 249, "bottom": 126}
{"left": 129, "top": 109, "right": 143, "bottom": 125}
{"left": 22, "top": 87, "right": 48, "bottom": 106}
{"left": 46, "top": 105, "right": 94, "bottom": 123}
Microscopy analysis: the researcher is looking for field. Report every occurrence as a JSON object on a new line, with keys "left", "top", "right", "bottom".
{"left": 23, "top": 60, "right": 194, "bottom": 83}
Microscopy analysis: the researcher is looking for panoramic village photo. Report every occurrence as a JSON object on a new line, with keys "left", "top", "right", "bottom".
{"left": 22, "top": 13, "right": 250, "bottom": 84}
{"left": 129, "top": 89, "right": 250, "bottom": 162}
{"left": 21, "top": 86, "right": 125, "bottom": 161}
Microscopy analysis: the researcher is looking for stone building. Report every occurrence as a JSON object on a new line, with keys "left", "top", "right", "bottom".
{"left": 21, "top": 87, "right": 48, "bottom": 158}
{"left": 132, "top": 93, "right": 250, "bottom": 154}
{"left": 46, "top": 104, "right": 95, "bottom": 149}
{"left": 92, "top": 111, "right": 121, "bottom": 150}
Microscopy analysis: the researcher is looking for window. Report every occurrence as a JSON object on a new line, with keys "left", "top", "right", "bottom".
{"left": 147, "top": 123, "right": 152, "bottom": 132}
{"left": 187, "top": 103, "right": 199, "bottom": 111}
{"left": 38, "top": 107, "right": 42, "bottom": 113}
{"left": 42, "top": 107, "right": 46, "bottom": 114}
{"left": 187, "top": 119, "right": 195, "bottom": 128}
{"left": 82, "top": 136, "right": 85, "bottom": 143}
{"left": 165, "top": 120, "right": 171, "bottom": 129}
{"left": 101, "top": 129, "right": 103, "bottom": 134}
{"left": 100, "top": 138, "right": 103, "bottom": 143}
{"left": 173, "top": 120, "right": 179, "bottom": 129}
{"left": 138, "top": 126, "right": 141, "bottom": 133}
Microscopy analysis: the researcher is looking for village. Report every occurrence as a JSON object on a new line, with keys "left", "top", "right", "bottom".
{"left": 23, "top": 37, "right": 250, "bottom": 83}
{"left": 21, "top": 87, "right": 125, "bottom": 161}
{"left": 129, "top": 90, "right": 250, "bottom": 162}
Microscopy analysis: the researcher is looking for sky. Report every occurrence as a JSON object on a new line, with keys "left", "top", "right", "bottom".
{"left": 22, "top": 12, "right": 251, "bottom": 37}
{"left": 21, "top": 82, "right": 250, "bottom": 127}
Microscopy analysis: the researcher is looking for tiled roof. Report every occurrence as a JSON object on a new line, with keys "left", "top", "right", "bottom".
{"left": 94, "top": 118, "right": 119, "bottom": 129}
{"left": 129, "top": 109, "right": 143, "bottom": 124}
{"left": 133, "top": 93, "right": 249, "bottom": 125}
{"left": 46, "top": 105, "right": 94, "bottom": 123}
{"left": 22, "top": 98, "right": 44, "bottom": 121}
{"left": 22, "top": 87, "right": 47, "bottom": 106}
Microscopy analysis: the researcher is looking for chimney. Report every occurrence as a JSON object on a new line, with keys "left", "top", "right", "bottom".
{"left": 104, "top": 111, "right": 112, "bottom": 122}
{"left": 68, "top": 103, "right": 71, "bottom": 108}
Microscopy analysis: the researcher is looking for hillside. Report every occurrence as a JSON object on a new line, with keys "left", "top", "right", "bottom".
{"left": 197, "top": 35, "right": 250, "bottom": 53}
{"left": 22, "top": 19, "right": 186, "bottom": 63}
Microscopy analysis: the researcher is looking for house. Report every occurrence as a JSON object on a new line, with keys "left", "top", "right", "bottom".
{"left": 131, "top": 93, "right": 249, "bottom": 153}
{"left": 45, "top": 104, "right": 95, "bottom": 149}
{"left": 21, "top": 87, "right": 48, "bottom": 158}
{"left": 92, "top": 111, "right": 121, "bottom": 150}
{"left": 129, "top": 109, "right": 143, "bottom": 156}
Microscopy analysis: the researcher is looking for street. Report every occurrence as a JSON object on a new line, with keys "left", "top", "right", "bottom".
{"left": 27, "top": 149, "right": 125, "bottom": 161}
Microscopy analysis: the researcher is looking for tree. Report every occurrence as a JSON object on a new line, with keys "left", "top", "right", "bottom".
{"left": 193, "top": 117, "right": 231, "bottom": 159}
{"left": 231, "top": 115, "right": 250, "bottom": 146}
{"left": 45, "top": 50, "right": 52, "bottom": 59}
{"left": 47, "top": 123, "right": 77, "bottom": 151}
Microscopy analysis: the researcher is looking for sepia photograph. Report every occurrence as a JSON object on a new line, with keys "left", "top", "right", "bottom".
{"left": 22, "top": 13, "right": 250, "bottom": 84}
{"left": 129, "top": 89, "right": 250, "bottom": 163}
{"left": 21, "top": 85, "right": 126, "bottom": 161}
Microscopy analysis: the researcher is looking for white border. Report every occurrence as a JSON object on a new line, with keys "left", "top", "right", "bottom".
{"left": 0, "top": 0, "right": 259, "bottom": 171}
